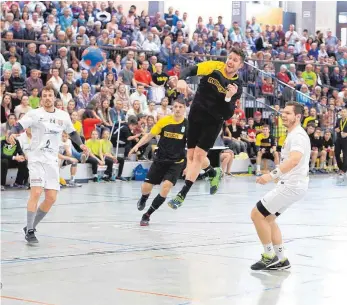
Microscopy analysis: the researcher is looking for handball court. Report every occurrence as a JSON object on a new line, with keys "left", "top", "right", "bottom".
{"left": 1, "top": 176, "right": 347, "bottom": 305}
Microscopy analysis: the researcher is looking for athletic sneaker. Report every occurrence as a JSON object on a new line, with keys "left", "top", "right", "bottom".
{"left": 168, "top": 194, "right": 185, "bottom": 209}
{"left": 93, "top": 177, "right": 99, "bottom": 182}
{"left": 80, "top": 153, "right": 87, "bottom": 164}
{"left": 250, "top": 254, "right": 279, "bottom": 270}
{"left": 256, "top": 171, "right": 262, "bottom": 177}
{"left": 25, "top": 229, "right": 39, "bottom": 244}
{"left": 23, "top": 227, "right": 36, "bottom": 234}
{"left": 102, "top": 175, "right": 110, "bottom": 182}
{"left": 137, "top": 198, "right": 147, "bottom": 211}
{"left": 209, "top": 167, "right": 222, "bottom": 195}
{"left": 140, "top": 214, "right": 150, "bottom": 226}
{"left": 268, "top": 258, "right": 291, "bottom": 270}
{"left": 68, "top": 181, "right": 82, "bottom": 187}
{"left": 1, "top": 185, "right": 5, "bottom": 191}
{"left": 116, "top": 177, "right": 128, "bottom": 181}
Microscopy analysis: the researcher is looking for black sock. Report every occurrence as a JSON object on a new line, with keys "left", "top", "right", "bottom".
{"left": 146, "top": 194, "right": 166, "bottom": 216}
{"left": 140, "top": 194, "right": 150, "bottom": 204}
{"left": 179, "top": 180, "right": 194, "bottom": 198}
{"left": 203, "top": 165, "right": 216, "bottom": 177}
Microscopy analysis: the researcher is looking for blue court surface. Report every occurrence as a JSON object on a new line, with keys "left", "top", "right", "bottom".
{"left": 1, "top": 176, "right": 347, "bottom": 305}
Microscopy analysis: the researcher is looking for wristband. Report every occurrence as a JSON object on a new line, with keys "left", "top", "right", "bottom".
{"left": 12, "top": 156, "right": 15, "bottom": 160}
{"left": 225, "top": 97, "right": 231, "bottom": 102}
{"left": 269, "top": 168, "right": 283, "bottom": 180}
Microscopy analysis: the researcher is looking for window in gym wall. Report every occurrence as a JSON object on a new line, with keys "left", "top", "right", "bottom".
{"left": 338, "top": 12, "right": 347, "bottom": 23}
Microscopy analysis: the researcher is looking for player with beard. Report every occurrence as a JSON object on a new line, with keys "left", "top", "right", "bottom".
{"left": 9, "top": 86, "right": 88, "bottom": 244}
{"left": 168, "top": 48, "right": 245, "bottom": 209}
{"left": 250, "top": 102, "right": 310, "bottom": 270}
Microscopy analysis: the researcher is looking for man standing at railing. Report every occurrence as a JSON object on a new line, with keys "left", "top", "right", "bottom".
{"left": 167, "top": 48, "right": 244, "bottom": 209}
{"left": 335, "top": 108, "right": 347, "bottom": 183}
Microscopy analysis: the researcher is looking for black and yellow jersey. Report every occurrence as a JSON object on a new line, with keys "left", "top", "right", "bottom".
{"left": 188, "top": 61, "right": 243, "bottom": 121}
{"left": 256, "top": 133, "right": 276, "bottom": 152}
{"left": 302, "top": 116, "right": 320, "bottom": 128}
{"left": 150, "top": 115, "right": 188, "bottom": 163}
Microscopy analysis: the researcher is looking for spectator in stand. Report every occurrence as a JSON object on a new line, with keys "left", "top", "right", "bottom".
{"left": 29, "top": 88, "right": 40, "bottom": 109}
{"left": 26, "top": 69, "right": 43, "bottom": 95}
{"left": 309, "top": 127, "right": 327, "bottom": 174}
{"left": 157, "top": 97, "right": 172, "bottom": 120}
{"left": 14, "top": 95, "right": 31, "bottom": 119}
{"left": 130, "top": 84, "right": 148, "bottom": 112}
{"left": 255, "top": 124, "right": 279, "bottom": 176}
{"left": 23, "top": 43, "right": 40, "bottom": 75}
{"left": 1, "top": 135, "right": 28, "bottom": 190}
{"left": 1, "top": 113, "right": 16, "bottom": 137}
{"left": 277, "top": 65, "right": 290, "bottom": 84}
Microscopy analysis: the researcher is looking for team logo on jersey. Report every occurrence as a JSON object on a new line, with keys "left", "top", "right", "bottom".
{"left": 181, "top": 126, "right": 185, "bottom": 133}
{"left": 57, "top": 120, "right": 63, "bottom": 126}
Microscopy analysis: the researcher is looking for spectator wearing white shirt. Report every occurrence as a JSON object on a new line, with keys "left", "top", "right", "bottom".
{"left": 318, "top": 44, "right": 328, "bottom": 58}
{"left": 285, "top": 24, "right": 300, "bottom": 46}
{"left": 144, "top": 101, "right": 158, "bottom": 122}
{"left": 14, "top": 96, "right": 32, "bottom": 119}
{"left": 31, "top": 12, "right": 43, "bottom": 33}
{"left": 130, "top": 84, "right": 148, "bottom": 112}
{"left": 295, "top": 37, "right": 307, "bottom": 54}
{"left": 157, "top": 97, "right": 172, "bottom": 120}
{"left": 47, "top": 68, "right": 63, "bottom": 94}
{"left": 142, "top": 33, "right": 160, "bottom": 53}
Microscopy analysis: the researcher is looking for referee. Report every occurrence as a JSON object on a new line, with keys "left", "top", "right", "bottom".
{"left": 128, "top": 100, "right": 188, "bottom": 226}
{"left": 335, "top": 108, "right": 347, "bottom": 182}
{"left": 168, "top": 48, "right": 245, "bottom": 209}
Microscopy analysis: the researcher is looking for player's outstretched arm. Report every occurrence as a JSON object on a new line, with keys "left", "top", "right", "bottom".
{"left": 129, "top": 133, "right": 155, "bottom": 155}
{"left": 69, "top": 131, "right": 89, "bottom": 154}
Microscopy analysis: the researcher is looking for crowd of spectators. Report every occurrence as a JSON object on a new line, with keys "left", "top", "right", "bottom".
{"left": 0, "top": 2, "right": 346, "bottom": 187}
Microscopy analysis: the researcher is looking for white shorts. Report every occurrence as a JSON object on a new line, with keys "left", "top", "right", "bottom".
{"left": 261, "top": 181, "right": 308, "bottom": 215}
{"left": 28, "top": 162, "right": 60, "bottom": 191}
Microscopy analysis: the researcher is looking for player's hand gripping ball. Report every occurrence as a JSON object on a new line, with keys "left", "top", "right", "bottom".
{"left": 80, "top": 47, "right": 105, "bottom": 70}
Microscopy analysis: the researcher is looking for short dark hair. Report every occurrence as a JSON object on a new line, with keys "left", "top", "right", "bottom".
{"left": 173, "top": 99, "right": 186, "bottom": 106}
{"left": 285, "top": 101, "right": 304, "bottom": 117}
{"left": 230, "top": 47, "right": 246, "bottom": 62}
{"left": 262, "top": 124, "right": 270, "bottom": 129}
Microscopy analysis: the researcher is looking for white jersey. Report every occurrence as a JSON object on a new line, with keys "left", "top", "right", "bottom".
{"left": 280, "top": 124, "right": 310, "bottom": 187}
{"left": 17, "top": 132, "right": 32, "bottom": 158}
{"left": 18, "top": 108, "right": 75, "bottom": 165}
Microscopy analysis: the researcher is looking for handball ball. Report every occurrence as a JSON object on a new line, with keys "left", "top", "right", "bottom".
{"left": 80, "top": 47, "right": 105, "bottom": 69}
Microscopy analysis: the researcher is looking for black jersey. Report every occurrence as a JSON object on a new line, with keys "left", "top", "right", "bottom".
{"left": 323, "top": 138, "right": 333, "bottom": 148}
{"left": 191, "top": 61, "right": 243, "bottom": 121}
{"left": 256, "top": 133, "right": 276, "bottom": 152}
{"left": 310, "top": 136, "right": 324, "bottom": 150}
{"left": 150, "top": 115, "right": 188, "bottom": 163}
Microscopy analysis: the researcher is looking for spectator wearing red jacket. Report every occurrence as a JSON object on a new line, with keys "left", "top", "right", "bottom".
{"left": 277, "top": 65, "right": 290, "bottom": 84}
{"left": 134, "top": 61, "right": 152, "bottom": 88}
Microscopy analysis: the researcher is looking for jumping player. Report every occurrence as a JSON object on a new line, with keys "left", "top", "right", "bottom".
{"left": 168, "top": 48, "right": 245, "bottom": 209}
{"left": 250, "top": 102, "right": 310, "bottom": 270}
{"left": 128, "top": 100, "right": 188, "bottom": 226}
{"left": 9, "top": 86, "right": 88, "bottom": 244}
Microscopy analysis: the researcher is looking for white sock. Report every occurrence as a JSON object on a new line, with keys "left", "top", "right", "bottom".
{"left": 263, "top": 243, "right": 275, "bottom": 256}
{"left": 93, "top": 174, "right": 98, "bottom": 178}
{"left": 256, "top": 164, "right": 261, "bottom": 171}
{"left": 71, "top": 176, "right": 75, "bottom": 182}
{"left": 274, "top": 244, "right": 285, "bottom": 261}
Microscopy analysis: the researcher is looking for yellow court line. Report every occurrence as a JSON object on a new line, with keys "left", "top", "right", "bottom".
{"left": 1, "top": 295, "right": 57, "bottom": 305}
{"left": 116, "top": 288, "right": 197, "bottom": 301}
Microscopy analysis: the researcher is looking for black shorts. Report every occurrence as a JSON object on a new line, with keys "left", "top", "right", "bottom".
{"left": 145, "top": 161, "right": 184, "bottom": 185}
{"left": 187, "top": 108, "right": 223, "bottom": 152}
{"left": 262, "top": 152, "right": 275, "bottom": 161}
